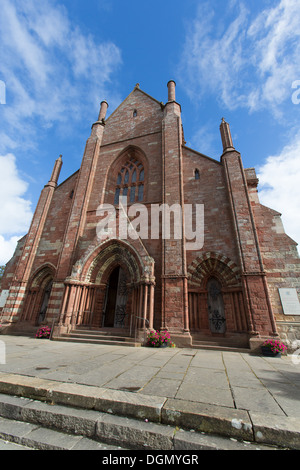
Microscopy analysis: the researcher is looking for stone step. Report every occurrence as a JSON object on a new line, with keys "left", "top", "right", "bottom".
{"left": 73, "top": 327, "right": 132, "bottom": 337}
{"left": 0, "top": 415, "right": 126, "bottom": 451}
{"left": 191, "top": 341, "right": 250, "bottom": 353}
{"left": 191, "top": 333, "right": 250, "bottom": 353}
{"left": 65, "top": 332, "right": 137, "bottom": 342}
{"left": 53, "top": 335, "right": 142, "bottom": 347}
{"left": 0, "top": 393, "right": 278, "bottom": 451}
{"left": 0, "top": 437, "right": 34, "bottom": 450}
{"left": 52, "top": 328, "right": 142, "bottom": 347}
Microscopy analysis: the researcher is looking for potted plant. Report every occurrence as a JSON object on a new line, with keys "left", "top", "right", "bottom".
{"left": 261, "top": 339, "right": 287, "bottom": 357}
{"left": 146, "top": 330, "right": 172, "bottom": 348}
{"left": 159, "top": 330, "right": 171, "bottom": 347}
{"left": 35, "top": 326, "right": 51, "bottom": 339}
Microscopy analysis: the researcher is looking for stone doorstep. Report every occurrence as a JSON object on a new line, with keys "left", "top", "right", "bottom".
{"left": 0, "top": 373, "right": 298, "bottom": 449}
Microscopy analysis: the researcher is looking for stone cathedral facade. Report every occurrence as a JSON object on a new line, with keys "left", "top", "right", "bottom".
{"left": 0, "top": 81, "right": 299, "bottom": 351}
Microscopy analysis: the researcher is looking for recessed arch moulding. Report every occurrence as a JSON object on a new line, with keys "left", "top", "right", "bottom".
{"left": 53, "top": 238, "right": 155, "bottom": 337}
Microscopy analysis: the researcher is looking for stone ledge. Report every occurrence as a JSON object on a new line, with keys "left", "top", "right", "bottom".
{"left": 0, "top": 373, "right": 298, "bottom": 449}
{"left": 0, "top": 373, "right": 166, "bottom": 423}
{"left": 250, "top": 412, "right": 300, "bottom": 450}
{"left": 162, "top": 398, "right": 253, "bottom": 441}
{"left": 0, "top": 394, "right": 278, "bottom": 451}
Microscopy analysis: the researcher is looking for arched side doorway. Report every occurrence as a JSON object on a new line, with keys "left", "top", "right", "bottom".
{"left": 21, "top": 265, "right": 55, "bottom": 325}
{"left": 38, "top": 279, "right": 53, "bottom": 325}
{"left": 187, "top": 253, "right": 248, "bottom": 337}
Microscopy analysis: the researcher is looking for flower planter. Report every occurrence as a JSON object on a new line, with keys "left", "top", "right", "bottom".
{"left": 146, "top": 330, "right": 175, "bottom": 348}
{"left": 261, "top": 346, "right": 281, "bottom": 358}
{"left": 260, "top": 339, "right": 286, "bottom": 358}
{"left": 35, "top": 326, "right": 51, "bottom": 339}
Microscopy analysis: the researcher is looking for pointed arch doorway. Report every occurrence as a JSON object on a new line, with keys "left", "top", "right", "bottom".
{"left": 38, "top": 280, "right": 53, "bottom": 325}
{"left": 21, "top": 265, "right": 55, "bottom": 325}
{"left": 102, "top": 266, "right": 128, "bottom": 328}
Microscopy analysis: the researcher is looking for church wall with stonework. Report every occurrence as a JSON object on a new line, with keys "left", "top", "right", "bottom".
{"left": 0, "top": 81, "right": 299, "bottom": 351}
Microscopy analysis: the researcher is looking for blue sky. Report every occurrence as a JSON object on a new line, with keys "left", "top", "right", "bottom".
{"left": 0, "top": 0, "right": 300, "bottom": 264}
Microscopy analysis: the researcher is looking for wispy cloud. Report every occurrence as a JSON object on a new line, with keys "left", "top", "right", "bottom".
{"left": 0, "top": 0, "right": 122, "bottom": 153}
{"left": 179, "top": 0, "right": 300, "bottom": 248}
{"left": 0, "top": 0, "right": 122, "bottom": 264}
{"left": 179, "top": 0, "right": 300, "bottom": 113}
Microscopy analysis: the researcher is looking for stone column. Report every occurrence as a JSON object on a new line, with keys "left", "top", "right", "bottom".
{"left": 161, "top": 80, "right": 191, "bottom": 346}
{"left": 220, "top": 118, "right": 278, "bottom": 344}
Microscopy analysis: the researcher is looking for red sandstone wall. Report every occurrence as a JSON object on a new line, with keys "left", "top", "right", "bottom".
{"left": 30, "top": 171, "right": 79, "bottom": 275}
{"left": 182, "top": 146, "right": 240, "bottom": 268}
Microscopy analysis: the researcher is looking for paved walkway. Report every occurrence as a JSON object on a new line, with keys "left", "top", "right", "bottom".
{"left": 0, "top": 335, "right": 299, "bottom": 449}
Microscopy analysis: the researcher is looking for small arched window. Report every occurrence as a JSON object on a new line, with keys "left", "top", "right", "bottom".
{"left": 133, "top": 109, "right": 138, "bottom": 117}
{"left": 195, "top": 169, "right": 200, "bottom": 180}
{"left": 114, "top": 157, "right": 145, "bottom": 205}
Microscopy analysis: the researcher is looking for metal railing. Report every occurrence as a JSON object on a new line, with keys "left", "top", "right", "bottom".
{"left": 130, "top": 315, "right": 149, "bottom": 344}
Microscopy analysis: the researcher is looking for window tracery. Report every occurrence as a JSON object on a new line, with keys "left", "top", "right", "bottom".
{"left": 114, "top": 157, "right": 145, "bottom": 205}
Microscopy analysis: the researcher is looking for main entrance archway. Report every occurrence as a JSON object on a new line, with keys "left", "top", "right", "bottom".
{"left": 58, "top": 239, "right": 155, "bottom": 335}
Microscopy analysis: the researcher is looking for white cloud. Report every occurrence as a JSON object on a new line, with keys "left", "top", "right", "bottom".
{"left": 0, "top": 154, "right": 33, "bottom": 265}
{"left": 0, "top": 236, "right": 21, "bottom": 266}
{"left": 179, "top": 0, "right": 300, "bottom": 113}
{"left": 180, "top": 3, "right": 248, "bottom": 109}
{"left": 0, "top": 154, "right": 33, "bottom": 235}
{"left": 257, "top": 132, "right": 300, "bottom": 248}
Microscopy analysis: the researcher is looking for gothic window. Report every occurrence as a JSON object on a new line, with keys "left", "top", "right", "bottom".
{"left": 114, "top": 157, "right": 145, "bottom": 204}
{"left": 195, "top": 169, "right": 200, "bottom": 180}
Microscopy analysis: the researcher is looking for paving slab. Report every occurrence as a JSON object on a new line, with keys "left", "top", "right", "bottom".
{"left": 175, "top": 382, "right": 234, "bottom": 408}
{"left": 231, "top": 386, "right": 286, "bottom": 416}
{"left": 140, "top": 377, "right": 182, "bottom": 398}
